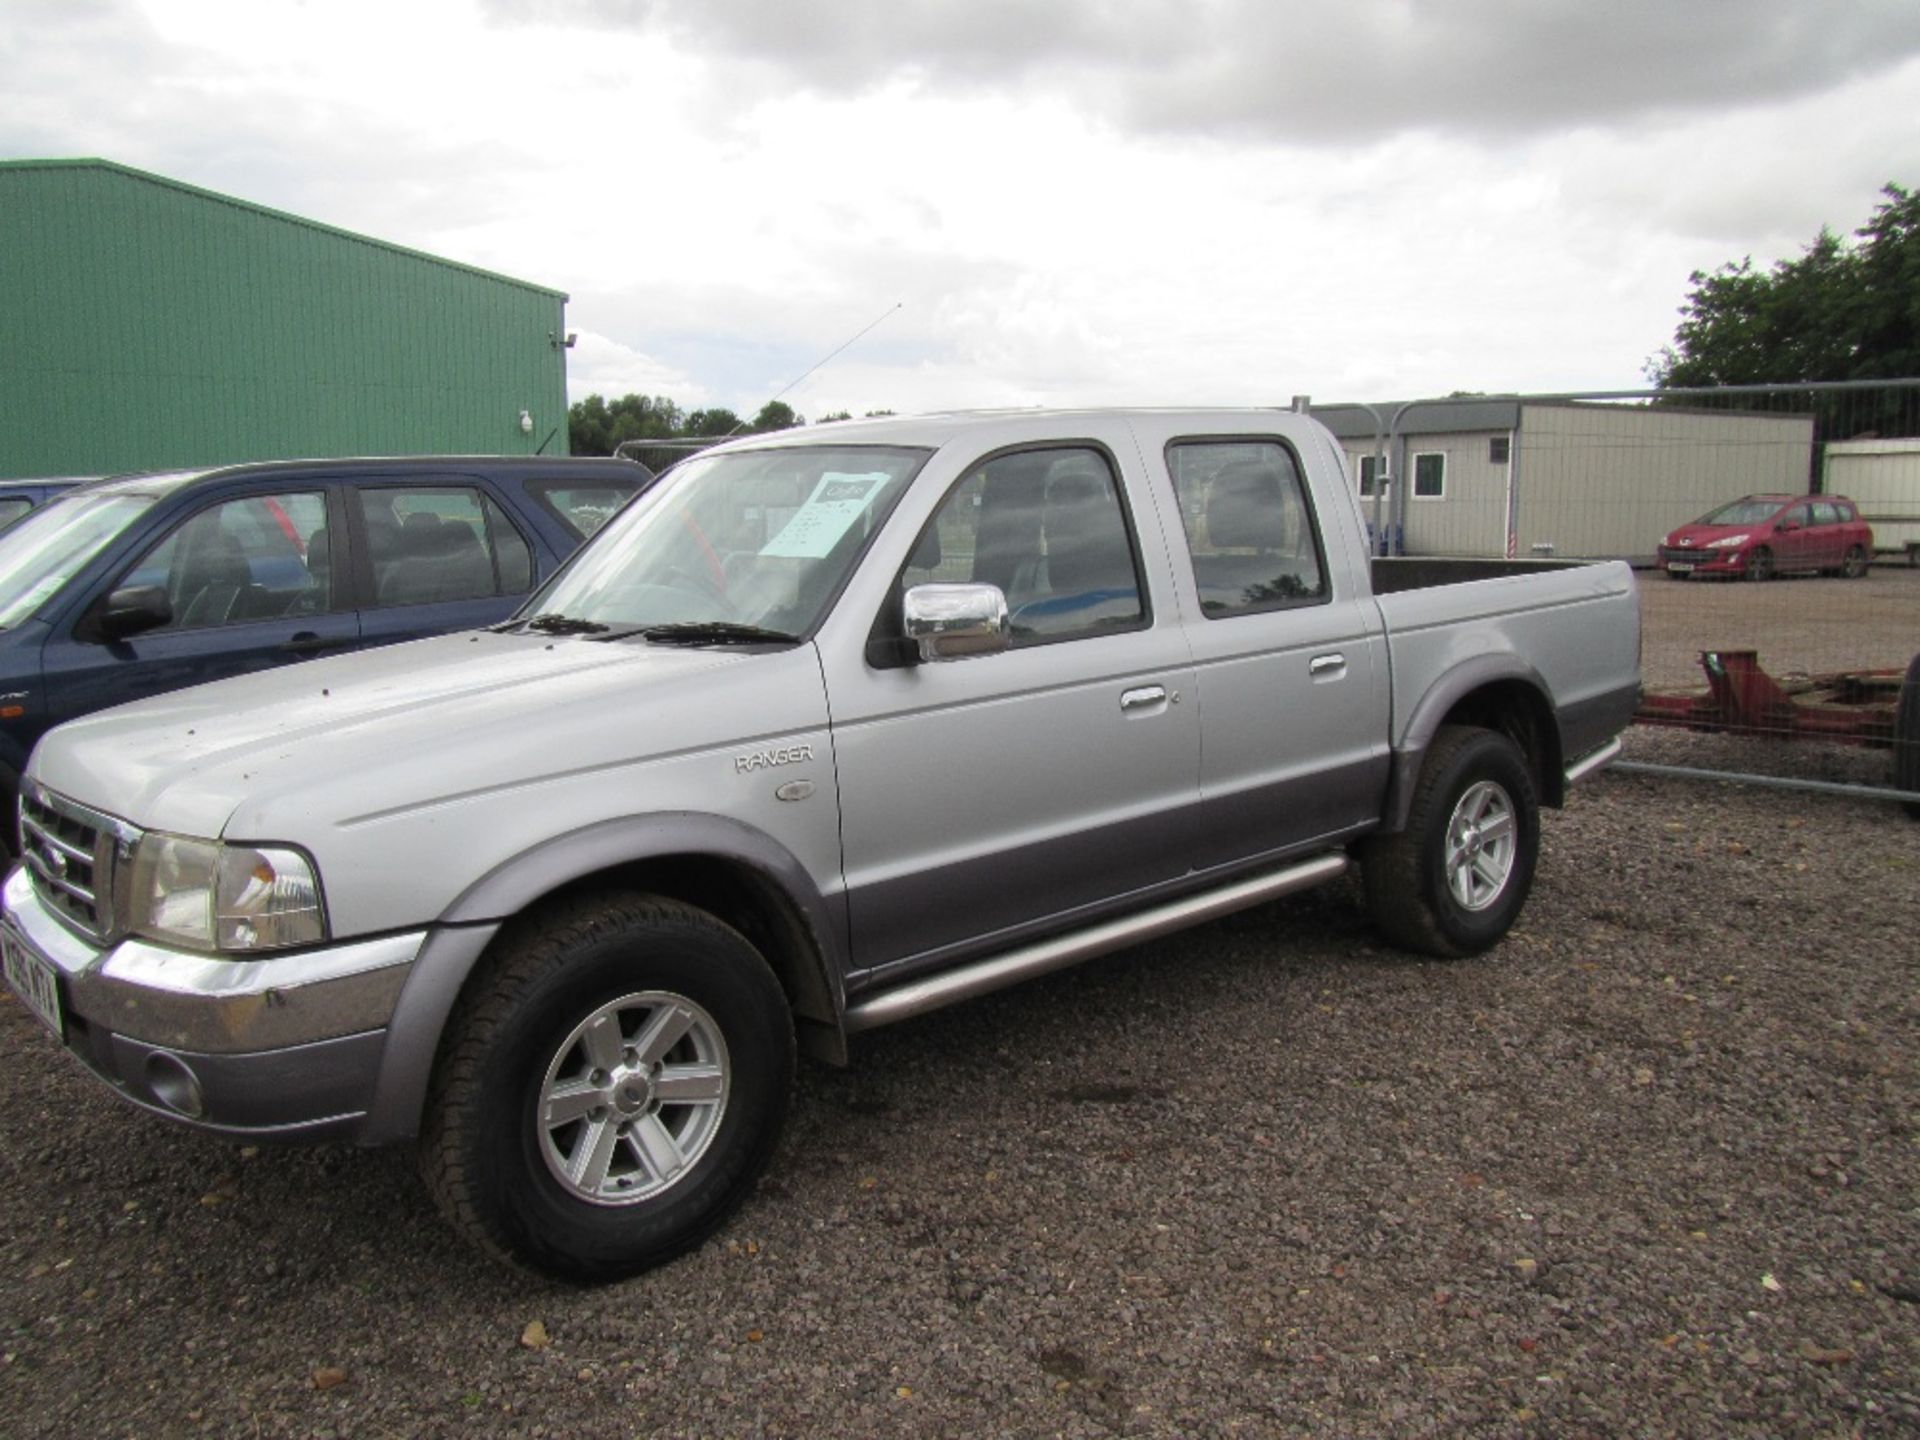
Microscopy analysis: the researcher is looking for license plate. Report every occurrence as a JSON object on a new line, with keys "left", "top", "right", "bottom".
{"left": 1, "top": 924, "right": 63, "bottom": 1040}
{"left": 1667, "top": 562, "right": 1695, "bottom": 574}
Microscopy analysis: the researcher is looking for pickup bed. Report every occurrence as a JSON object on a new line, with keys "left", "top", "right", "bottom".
{"left": 1, "top": 408, "right": 1639, "bottom": 1280}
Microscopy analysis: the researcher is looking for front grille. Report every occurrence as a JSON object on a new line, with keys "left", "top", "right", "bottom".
{"left": 19, "top": 786, "right": 134, "bottom": 942}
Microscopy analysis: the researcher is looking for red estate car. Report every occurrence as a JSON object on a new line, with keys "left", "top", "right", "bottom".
{"left": 1659, "top": 493, "right": 1874, "bottom": 581}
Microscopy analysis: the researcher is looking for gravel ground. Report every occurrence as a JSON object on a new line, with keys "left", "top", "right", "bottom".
{"left": 2, "top": 764, "right": 1916, "bottom": 1439}
{"left": 3, "top": 565, "right": 1917, "bottom": 1437}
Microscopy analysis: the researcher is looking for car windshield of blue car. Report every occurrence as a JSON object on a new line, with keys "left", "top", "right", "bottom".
{"left": 0, "top": 491, "right": 164, "bottom": 630}
{"left": 523, "top": 444, "right": 929, "bottom": 637}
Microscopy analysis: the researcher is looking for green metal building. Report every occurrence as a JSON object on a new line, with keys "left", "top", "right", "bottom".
{"left": 0, "top": 159, "right": 572, "bottom": 479}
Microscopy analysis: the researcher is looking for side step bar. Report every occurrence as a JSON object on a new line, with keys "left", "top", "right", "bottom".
{"left": 1564, "top": 736, "right": 1623, "bottom": 788}
{"left": 843, "top": 851, "right": 1350, "bottom": 1034}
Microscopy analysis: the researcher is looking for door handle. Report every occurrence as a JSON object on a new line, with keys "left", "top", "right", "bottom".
{"left": 1309, "top": 653, "right": 1347, "bottom": 677}
{"left": 281, "top": 632, "right": 340, "bottom": 655}
{"left": 1120, "top": 685, "right": 1168, "bottom": 711}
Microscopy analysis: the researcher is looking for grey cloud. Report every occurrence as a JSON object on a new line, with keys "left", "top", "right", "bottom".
{"left": 483, "top": 0, "right": 1920, "bottom": 142}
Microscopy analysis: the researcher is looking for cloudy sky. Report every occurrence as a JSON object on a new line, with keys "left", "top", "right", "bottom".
{"left": 6, "top": 0, "right": 1920, "bottom": 420}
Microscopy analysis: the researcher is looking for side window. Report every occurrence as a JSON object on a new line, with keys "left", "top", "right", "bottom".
{"left": 357, "top": 487, "right": 534, "bottom": 608}
{"left": 1413, "top": 452, "right": 1446, "bottom": 499}
{"left": 1780, "top": 503, "right": 1811, "bottom": 529}
{"left": 900, "top": 446, "right": 1145, "bottom": 644}
{"left": 128, "top": 492, "right": 331, "bottom": 631}
{"left": 1166, "top": 441, "right": 1327, "bottom": 617}
{"left": 1810, "top": 500, "right": 1840, "bottom": 525}
{"left": 0, "top": 498, "right": 34, "bottom": 530}
{"left": 528, "top": 479, "right": 642, "bottom": 540}
{"left": 1356, "top": 455, "right": 1384, "bottom": 498}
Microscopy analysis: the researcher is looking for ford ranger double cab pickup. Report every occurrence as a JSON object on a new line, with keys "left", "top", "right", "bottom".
{"left": 1, "top": 409, "right": 1640, "bottom": 1280}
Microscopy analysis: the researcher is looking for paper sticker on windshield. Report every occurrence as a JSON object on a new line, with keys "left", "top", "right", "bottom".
{"left": 761, "top": 473, "right": 889, "bottom": 558}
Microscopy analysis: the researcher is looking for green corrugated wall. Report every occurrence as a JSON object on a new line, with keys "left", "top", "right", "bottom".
{"left": 0, "top": 159, "right": 572, "bottom": 478}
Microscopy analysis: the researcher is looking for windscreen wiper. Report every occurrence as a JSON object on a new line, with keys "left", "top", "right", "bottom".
{"left": 519, "top": 612, "right": 613, "bottom": 635}
{"left": 638, "top": 621, "right": 801, "bottom": 646}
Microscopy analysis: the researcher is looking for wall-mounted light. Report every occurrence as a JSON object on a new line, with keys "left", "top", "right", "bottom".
{"left": 518, "top": 409, "right": 533, "bottom": 435}
{"left": 549, "top": 331, "right": 579, "bottom": 350}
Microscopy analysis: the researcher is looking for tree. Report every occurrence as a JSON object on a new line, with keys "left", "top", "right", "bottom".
{"left": 1649, "top": 183, "right": 1920, "bottom": 436}
{"left": 682, "top": 408, "right": 744, "bottom": 438}
{"left": 566, "top": 394, "right": 896, "bottom": 451}
{"left": 748, "top": 401, "right": 803, "bottom": 433}
{"left": 569, "top": 393, "right": 682, "bottom": 455}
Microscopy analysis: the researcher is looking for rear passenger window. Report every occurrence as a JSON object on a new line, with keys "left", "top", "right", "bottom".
{"left": 1166, "top": 441, "right": 1327, "bottom": 617}
{"left": 129, "top": 492, "right": 331, "bottom": 630}
{"left": 900, "top": 446, "right": 1145, "bottom": 645}
{"left": 528, "top": 479, "right": 643, "bottom": 540}
{"left": 357, "top": 488, "right": 534, "bottom": 608}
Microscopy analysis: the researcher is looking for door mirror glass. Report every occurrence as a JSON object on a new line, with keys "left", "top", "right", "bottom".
{"left": 903, "top": 582, "right": 1009, "bottom": 662}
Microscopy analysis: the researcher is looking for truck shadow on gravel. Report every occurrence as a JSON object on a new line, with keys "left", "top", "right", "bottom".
{"left": 29, "top": 877, "right": 1475, "bottom": 1301}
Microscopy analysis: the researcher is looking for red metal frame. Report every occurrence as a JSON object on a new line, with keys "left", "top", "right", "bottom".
{"left": 1635, "top": 650, "right": 1901, "bottom": 746}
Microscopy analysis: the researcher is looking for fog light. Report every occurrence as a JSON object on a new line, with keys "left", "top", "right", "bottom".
{"left": 144, "top": 1051, "right": 206, "bottom": 1119}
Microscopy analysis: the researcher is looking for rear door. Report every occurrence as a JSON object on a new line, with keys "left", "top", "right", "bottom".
{"left": 41, "top": 485, "right": 358, "bottom": 719}
{"left": 349, "top": 481, "right": 542, "bottom": 648}
{"left": 1132, "top": 418, "right": 1392, "bottom": 868}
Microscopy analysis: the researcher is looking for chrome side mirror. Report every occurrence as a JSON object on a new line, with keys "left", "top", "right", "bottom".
{"left": 902, "top": 582, "right": 1010, "bottom": 662}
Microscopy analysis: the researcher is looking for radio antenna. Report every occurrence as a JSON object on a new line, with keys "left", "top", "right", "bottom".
{"left": 728, "top": 301, "right": 903, "bottom": 435}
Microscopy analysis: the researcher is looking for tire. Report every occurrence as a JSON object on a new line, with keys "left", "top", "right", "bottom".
{"left": 1842, "top": 545, "right": 1870, "bottom": 579}
{"left": 1894, "top": 652, "right": 1920, "bottom": 822}
{"left": 419, "top": 893, "right": 795, "bottom": 1282}
{"left": 1360, "top": 725, "right": 1540, "bottom": 958}
{"left": 1744, "top": 547, "right": 1773, "bottom": 582}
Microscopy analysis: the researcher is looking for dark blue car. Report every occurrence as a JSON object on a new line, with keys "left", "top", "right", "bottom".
{"left": 0, "top": 477, "right": 91, "bottom": 532}
{"left": 0, "top": 455, "right": 650, "bottom": 857}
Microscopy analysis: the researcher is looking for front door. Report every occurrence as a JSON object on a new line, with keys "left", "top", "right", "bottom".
{"left": 42, "top": 488, "right": 359, "bottom": 720}
{"left": 827, "top": 438, "right": 1201, "bottom": 977}
{"left": 1772, "top": 502, "right": 1817, "bottom": 572}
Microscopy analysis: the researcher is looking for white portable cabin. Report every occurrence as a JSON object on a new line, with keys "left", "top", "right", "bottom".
{"left": 1823, "top": 438, "right": 1920, "bottom": 563}
{"left": 1315, "top": 400, "right": 1816, "bottom": 563}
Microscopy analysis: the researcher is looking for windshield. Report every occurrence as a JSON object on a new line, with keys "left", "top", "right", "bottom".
{"left": 0, "top": 491, "right": 161, "bottom": 629}
{"left": 1698, "top": 497, "right": 1787, "bottom": 526}
{"left": 525, "top": 444, "right": 928, "bottom": 635}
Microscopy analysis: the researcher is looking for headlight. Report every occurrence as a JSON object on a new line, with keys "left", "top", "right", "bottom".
{"left": 1707, "top": 533, "right": 1749, "bottom": 548}
{"left": 125, "top": 833, "right": 326, "bottom": 952}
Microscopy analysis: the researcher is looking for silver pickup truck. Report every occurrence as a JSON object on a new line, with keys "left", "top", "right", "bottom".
{"left": 1, "top": 408, "right": 1639, "bottom": 1280}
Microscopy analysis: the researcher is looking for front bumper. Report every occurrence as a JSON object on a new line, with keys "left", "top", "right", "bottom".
{"left": 1660, "top": 546, "right": 1746, "bottom": 576}
{"left": 1, "top": 865, "right": 425, "bottom": 1140}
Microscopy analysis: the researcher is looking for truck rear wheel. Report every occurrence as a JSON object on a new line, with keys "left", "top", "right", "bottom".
{"left": 1361, "top": 725, "right": 1539, "bottom": 958}
{"left": 418, "top": 893, "right": 794, "bottom": 1282}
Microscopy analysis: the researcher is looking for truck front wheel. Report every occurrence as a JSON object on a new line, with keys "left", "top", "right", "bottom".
{"left": 1361, "top": 725, "right": 1540, "bottom": 958}
{"left": 418, "top": 894, "right": 794, "bottom": 1282}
